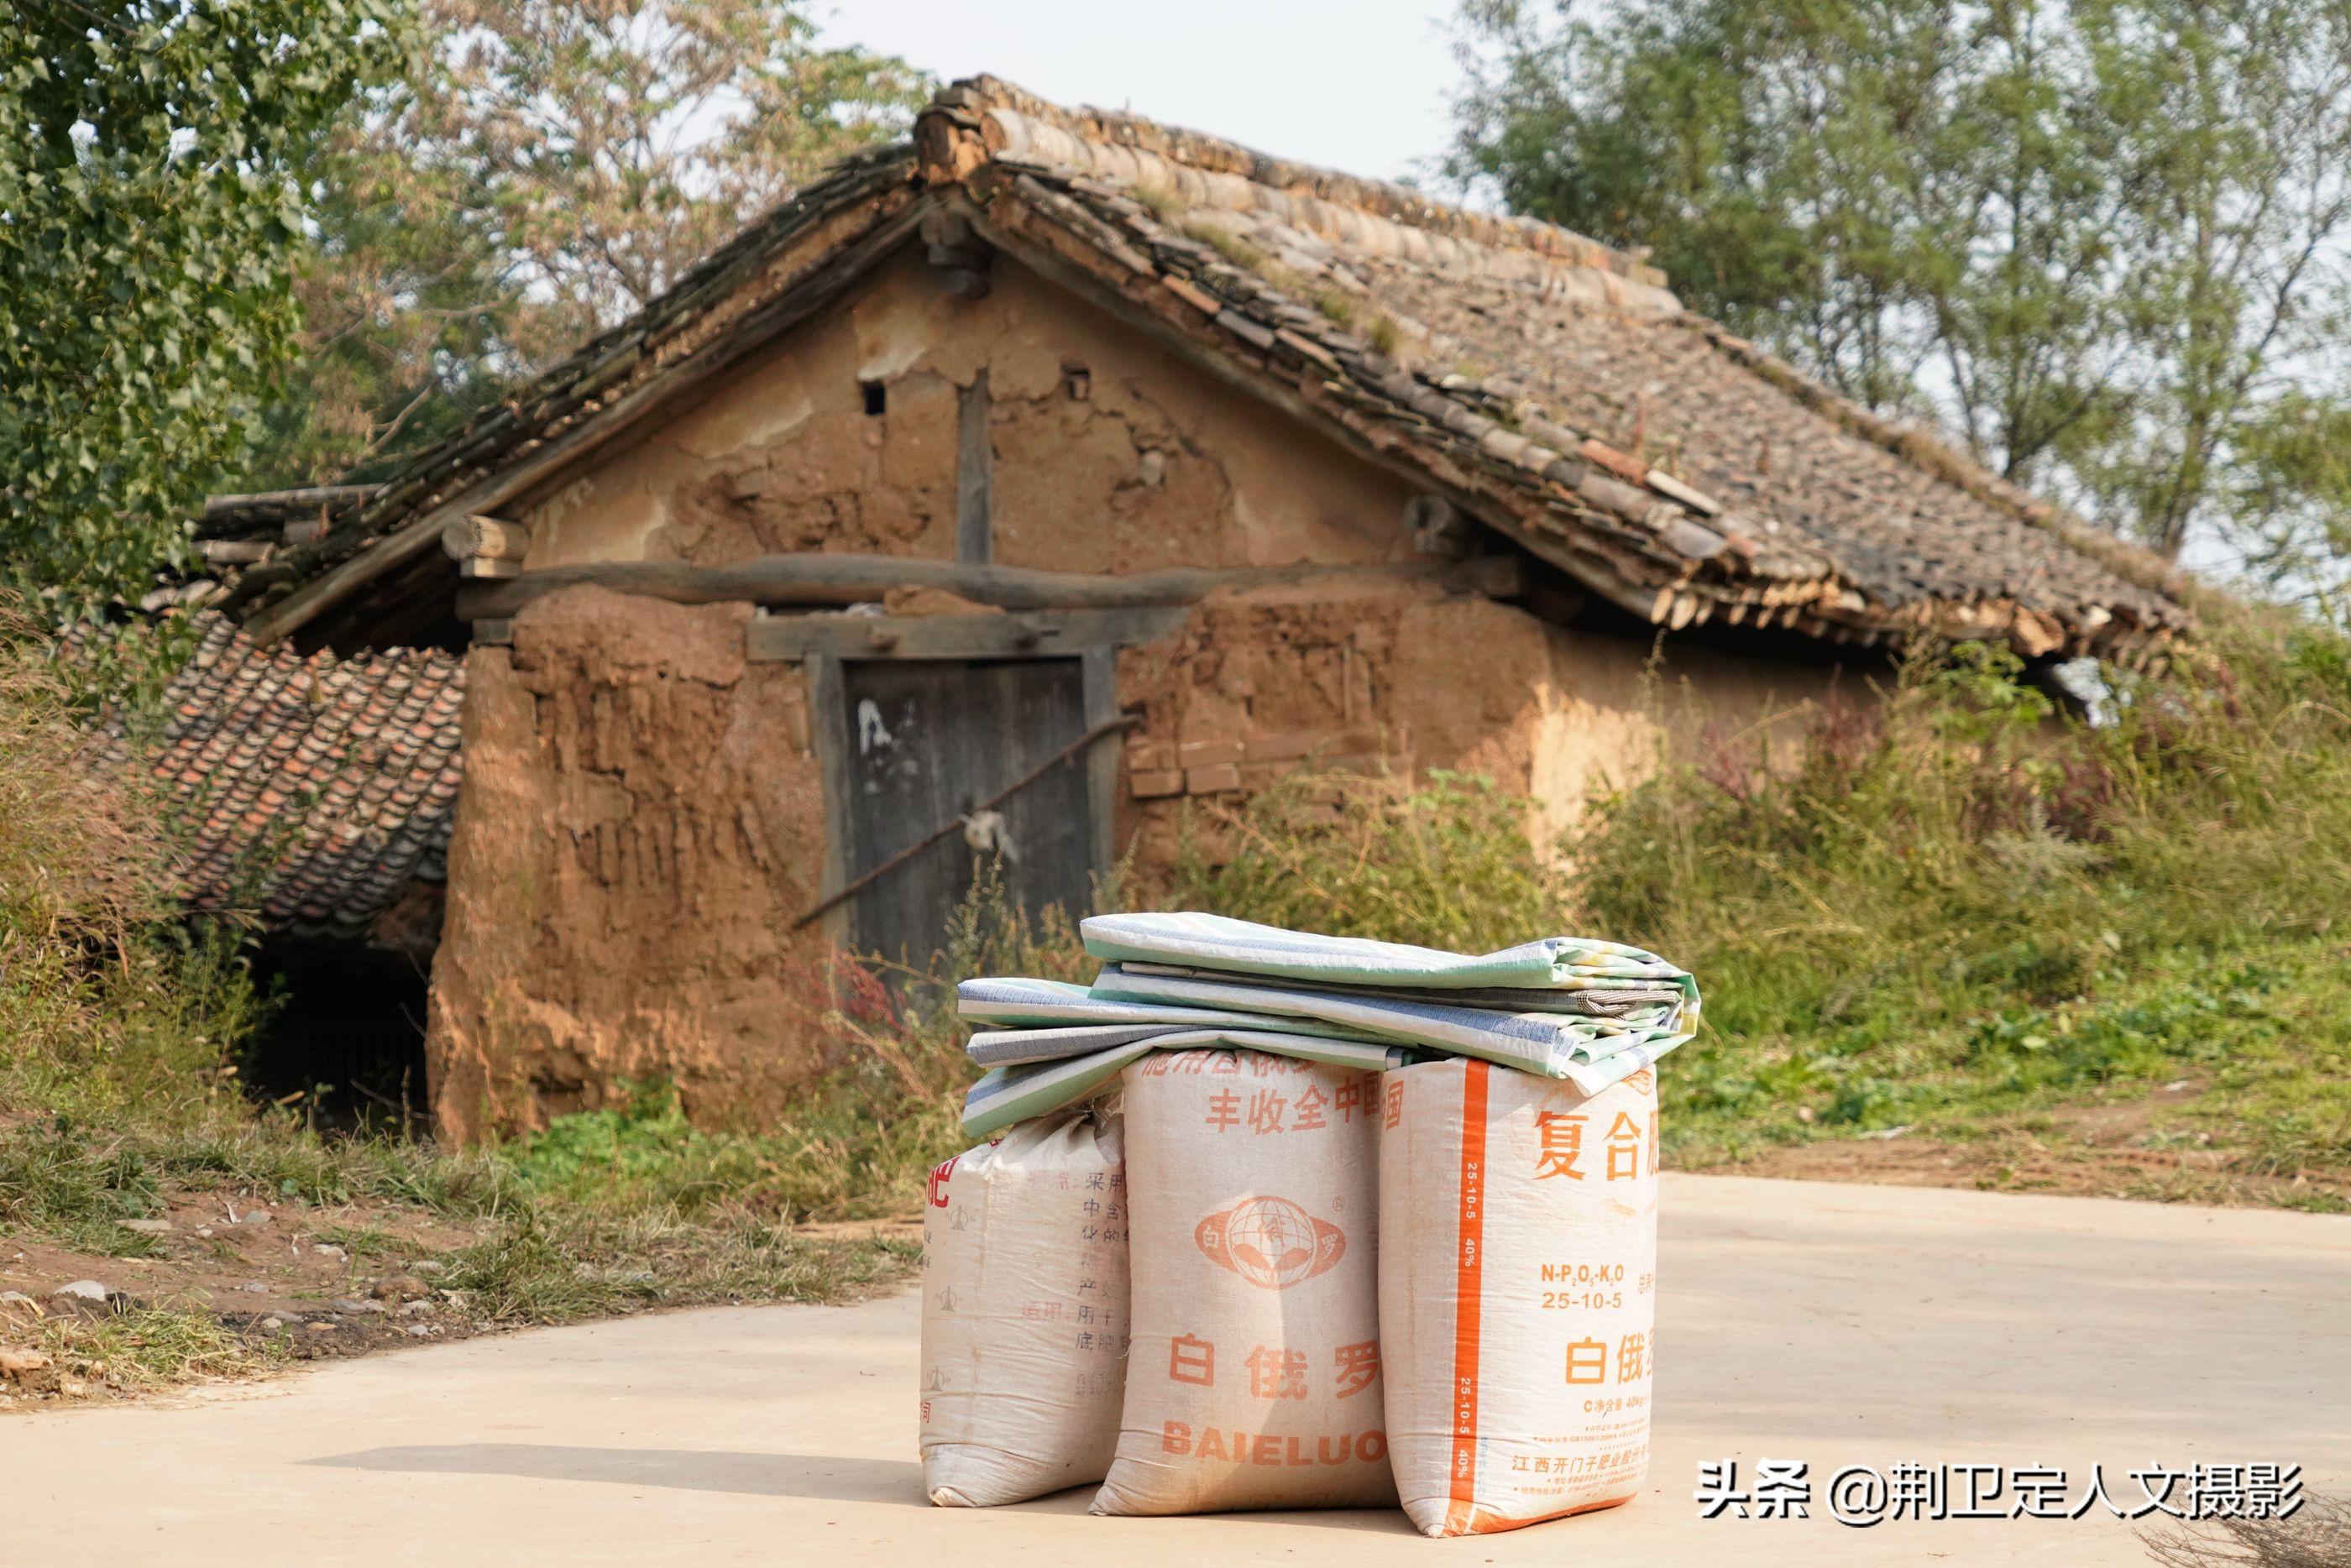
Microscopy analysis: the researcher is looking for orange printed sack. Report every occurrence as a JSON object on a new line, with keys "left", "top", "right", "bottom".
{"left": 1378, "top": 1058, "right": 1660, "bottom": 1535}
{"left": 1092, "top": 1049, "right": 1397, "bottom": 1515}
{"left": 920, "top": 1110, "right": 1130, "bottom": 1506}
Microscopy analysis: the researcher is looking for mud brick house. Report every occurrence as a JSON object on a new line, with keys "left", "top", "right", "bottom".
{"left": 154, "top": 77, "right": 2189, "bottom": 1137}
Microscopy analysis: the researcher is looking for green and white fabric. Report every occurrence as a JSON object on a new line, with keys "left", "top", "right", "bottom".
{"left": 957, "top": 976, "right": 1380, "bottom": 1042}
{"left": 1081, "top": 911, "right": 1696, "bottom": 997}
{"left": 961, "top": 1029, "right": 1411, "bottom": 1140}
{"left": 956, "top": 914, "right": 1699, "bottom": 1138}
{"left": 1105, "top": 962, "right": 1678, "bottom": 1017}
{"left": 1090, "top": 964, "right": 1689, "bottom": 1095}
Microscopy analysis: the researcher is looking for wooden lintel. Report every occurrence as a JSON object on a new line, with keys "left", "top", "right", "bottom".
{"left": 456, "top": 551, "right": 1524, "bottom": 623}
{"left": 746, "top": 606, "right": 1189, "bottom": 663}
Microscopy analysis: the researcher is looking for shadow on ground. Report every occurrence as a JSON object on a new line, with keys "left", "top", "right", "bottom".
{"left": 304, "top": 1444, "right": 1422, "bottom": 1534}
{"left": 308, "top": 1445, "right": 931, "bottom": 1505}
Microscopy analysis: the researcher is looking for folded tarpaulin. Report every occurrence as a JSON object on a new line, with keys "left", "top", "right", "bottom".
{"left": 961, "top": 1028, "right": 1412, "bottom": 1139}
{"left": 958, "top": 975, "right": 1371, "bottom": 1033}
{"left": 1080, "top": 911, "right": 1698, "bottom": 997}
{"left": 1090, "top": 964, "right": 1690, "bottom": 1095}
{"left": 1106, "top": 961, "right": 1681, "bottom": 1017}
{"left": 967, "top": 1016, "right": 1395, "bottom": 1068}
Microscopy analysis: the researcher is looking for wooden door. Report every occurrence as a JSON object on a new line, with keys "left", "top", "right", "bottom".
{"left": 838, "top": 657, "right": 1095, "bottom": 967}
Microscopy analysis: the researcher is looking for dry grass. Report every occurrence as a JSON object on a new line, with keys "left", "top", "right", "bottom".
{"left": 2143, "top": 1494, "right": 2351, "bottom": 1568}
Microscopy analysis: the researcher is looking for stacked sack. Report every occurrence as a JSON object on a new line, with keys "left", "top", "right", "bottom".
{"left": 918, "top": 912, "right": 1697, "bottom": 1536}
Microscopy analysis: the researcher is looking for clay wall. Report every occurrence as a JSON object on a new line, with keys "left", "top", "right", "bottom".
{"left": 1114, "top": 579, "right": 1846, "bottom": 877}
{"left": 515, "top": 253, "right": 1417, "bottom": 574}
{"left": 424, "top": 587, "right": 832, "bottom": 1139}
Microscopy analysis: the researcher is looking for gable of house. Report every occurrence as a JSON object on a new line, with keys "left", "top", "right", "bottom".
{"left": 513, "top": 249, "right": 1421, "bottom": 580}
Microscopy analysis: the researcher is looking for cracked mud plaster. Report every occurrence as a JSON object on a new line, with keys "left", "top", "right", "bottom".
{"left": 511, "top": 250, "right": 1420, "bottom": 575}
{"left": 1113, "top": 580, "right": 1848, "bottom": 880}
{"left": 424, "top": 587, "right": 835, "bottom": 1142}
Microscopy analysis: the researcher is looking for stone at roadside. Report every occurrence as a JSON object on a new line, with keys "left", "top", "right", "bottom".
{"left": 397, "top": 1300, "right": 433, "bottom": 1317}
{"left": 237, "top": 1282, "right": 267, "bottom": 1294}
{"left": 236, "top": 1209, "right": 272, "bottom": 1226}
{"left": 51, "top": 1281, "right": 109, "bottom": 1304}
{"left": 371, "top": 1276, "right": 430, "bottom": 1303}
{"left": 311, "top": 1245, "right": 346, "bottom": 1260}
{"left": 330, "top": 1298, "right": 385, "bottom": 1315}
{"left": 57, "top": 1378, "right": 88, "bottom": 1398}
{"left": 0, "top": 1291, "right": 34, "bottom": 1307}
{"left": 402, "top": 1325, "right": 433, "bottom": 1338}
{"left": 121, "top": 1219, "right": 173, "bottom": 1236}
{"left": 194, "top": 1227, "right": 215, "bottom": 1239}
{"left": 306, "top": 1321, "right": 337, "bottom": 1334}
{"left": 259, "top": 1317, "right": 284, "bottom": 1331}
{"left": 409, "top": 1261, "right": 444, "bottom": 1275}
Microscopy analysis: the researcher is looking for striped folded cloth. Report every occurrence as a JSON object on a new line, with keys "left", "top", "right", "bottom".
{"left": 1089, "top": 964, "right": 1683, "bottom": 1094}
{"left": 949, "top": 913, "right": 1699, "bottom": 1137}
{"left": 1080, "top": 911, "right": 1695, "bottom": 996}
{"left": 959, "top": 1028, "right": 1409, "bottom": 1140}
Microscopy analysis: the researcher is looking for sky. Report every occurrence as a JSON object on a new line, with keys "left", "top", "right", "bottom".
{"left": 813, "top": 1, "right": 1463, "bottom": 186}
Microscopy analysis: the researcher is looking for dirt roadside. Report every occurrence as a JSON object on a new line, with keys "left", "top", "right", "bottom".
{"left": 1682, "top": 1089, "right": 2351, "bottom": 1210}
{"left": 0, "top": 1189, "right": 921, "bottom": 1409}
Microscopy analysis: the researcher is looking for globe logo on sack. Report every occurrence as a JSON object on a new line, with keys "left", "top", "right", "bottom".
{"left": 1195, "top": 1196, "right": 1346, "bottom": 1289}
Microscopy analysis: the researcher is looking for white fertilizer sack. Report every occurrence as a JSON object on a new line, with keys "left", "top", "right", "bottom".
{"left": 1379, "top": 1058, "right": 1660, "bottom": 1535}
{"left": 1093, "top": 1049, "right": 1397, "bottom": 1516}
{"left": 920, "top": 1110, "right": 1130, "bottom": 1507}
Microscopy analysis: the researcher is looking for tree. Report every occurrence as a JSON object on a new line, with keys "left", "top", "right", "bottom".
{"left": 0, "top": 0, "right": 410, "bottom": 619}
{"left": 1451, "top": 0, "right": 2351, "bottom": 582}
{"left": 258, "top": 0, "right": 928, "bottom": 486}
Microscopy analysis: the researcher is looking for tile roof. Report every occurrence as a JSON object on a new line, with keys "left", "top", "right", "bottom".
{"left": 935, "top": 81, "right": 2188, "bottom": 660}
{"left": 92, "top": 614, "right": 466, "bottom": 943}
{"left": 220, "top": 76, "right": 2189, "bottom": 663}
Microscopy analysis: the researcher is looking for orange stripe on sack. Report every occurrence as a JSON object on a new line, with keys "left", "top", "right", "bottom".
{"left": 1444, "top": 1060, "right": 1490, "bottom": 1535}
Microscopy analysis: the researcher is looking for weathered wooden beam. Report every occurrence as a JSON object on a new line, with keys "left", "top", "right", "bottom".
{"left": 746, "top": 606, "right": 1188, "bottom": 662}
{"left": 202, "top": 484, "right": 377, "bottom": 520}
{"left": 442, "top": 515, "right": 532, "bottom": 562}
{"left": 458, "top": 551, "right": 1523, "bottom": 622}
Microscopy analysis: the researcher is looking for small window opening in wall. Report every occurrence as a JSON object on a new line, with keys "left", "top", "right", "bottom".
{"left": 861, "top": 379, "right": 888, "bottom": 416}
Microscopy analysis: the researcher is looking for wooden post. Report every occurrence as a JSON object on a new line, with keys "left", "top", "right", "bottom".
{"left": 956, "top": 371, "right": 992, "bottom": 564}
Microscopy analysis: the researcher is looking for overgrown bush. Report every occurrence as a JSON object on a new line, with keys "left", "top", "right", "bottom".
{"left": 1571, "top": 626, "right": 2351, "bottom": 1148}
{"left": 1165, "top": 769, "right": 1563, "bottom": 953}
{"left": 0, "top": 621, "right": 263, "bottom": 1122}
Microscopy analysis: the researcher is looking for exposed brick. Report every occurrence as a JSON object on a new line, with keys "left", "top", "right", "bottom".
{"left": 1186, "top": 762, "right": 1244, "bottom": 794}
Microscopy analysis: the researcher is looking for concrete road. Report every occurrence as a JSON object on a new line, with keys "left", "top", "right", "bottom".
{"left": 5, "top": 1175, "right": 2345, "bottom": 1566}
